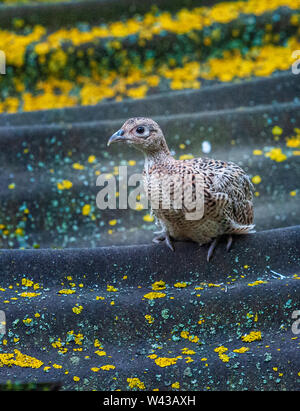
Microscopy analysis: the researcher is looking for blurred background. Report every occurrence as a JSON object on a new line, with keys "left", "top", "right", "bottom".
{"left": 0, "top": 0, "right": 299, "bottom": 249}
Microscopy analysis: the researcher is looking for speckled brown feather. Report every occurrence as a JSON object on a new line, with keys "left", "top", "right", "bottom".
{"left": 144, "top": 155, "right": 254, "bottom": 245}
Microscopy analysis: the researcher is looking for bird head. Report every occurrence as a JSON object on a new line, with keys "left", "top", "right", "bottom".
{"left": 107, "top": 117, "right": 170, "bottom": 155}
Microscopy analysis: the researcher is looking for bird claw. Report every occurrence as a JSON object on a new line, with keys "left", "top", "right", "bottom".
{"left": 206, "top": 235, "right": 233, "bottom": 262}
{"left": 153, "top": 229, "right": 165, "bottom": 235}
{"left": 207, "top": 238, "right": 218, "bottom": 262}
{"left": 152, "top": 232, "right": 175, "bottom": 251}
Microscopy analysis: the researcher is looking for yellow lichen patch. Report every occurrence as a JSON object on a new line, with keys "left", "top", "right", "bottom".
{"left": 108, "top": 219, "right": 117, "bottom": 226}
{"left": 247, "top": 280, "right": 268, "bottom": 286}
{"left": 174, "top": 282, "right": 187, "bottom": 288}
{"left": 0, "top": 25, "right": 46, "bottom": 67}
{"left": 19, "top": 292, "right": 40, "bottom": 298}
{"left": 179, "top": 154, "right": 194, "bottom": 160}
{"left": 253, "top": 149, "right": 263, "bottom": 155}
{"left": 265, "top": 147, "right": 287, "bottom": 162}
{"left": 135, "top": 203, "right": 144, "bottom": 211}
{"left": 58, "top": 289, "right": 76, "bottom": 295}
{"left": 57, "top": 180, "right": 73, "bottom": 190}
{"left": 0, "top": 350, "right": 43, "bottom": 369}
{"left": 241, "top": 331, "right": 262, "bottom": 342}
{"left": 23, "top": 318, "right": 33, "bottom": 325}
{"left": 143, "top": 214, "right": 154, "bottom": 222}
{"left": 95, "top": 350, "right": 106, "bottom": 357}
{"left": 21, "top": 278, "right": 39, "bottom": 289}
{"left": 127, "top": 85, "right": 148, "bottom": 99}
{"left": 100, "top": 364, "right": 115, "bottom": 370}
{"left": 180, "top": 330, "right": 200, "bottom": 343}
{"left": 143, "top": 292, "right": 166, "bottom": 300}
{"left": 15, "top": 227, "right": 24, "bottom": 236}
{"left": 145, "top": 314, "right": 154, "bottom": 324}
{"left": 214, "top": 345, "right": 228, "bottom": 354}
{"left": 286, "top": 135, "right": 300, "bottom": 148}
{"left": 214, "top": 345, "right": 230, "bottom": 362}
{"left": 154, "top": 357, "right": 178, "bottom": 367}
{"left": 72, "top": 304, "right": 83, "bottom": 314}
{"left": 181, "top": 348, "right": 196, "bottom": 355}
{"left": 72, "top": 162, "right": 85, "bottom": 170}
{"left": 218, "top": 353, "right": 230, "bottom": 362}
{"left": 251, "top": 175, "right": 262, "bottom": 184}
{"left": 44, "top": 366, "right": 51, "bottom": 372}
{"left": 272, "top": 126, "right": 283, "bottom": 136}
{"left": 88, "top": 155, "right": 96, "bottom": 163}
{"left": 171, "top": 381, "right": 180, "bottom": 389}
{"left": 94, "top": 338, "right": 102, "bottom": 348}
{"left": 107, "top": 285, "right": 118, "bottom": 292}
{"left": 127, "top": 377, "right": 145, "bottom": 390}
{"left": 233, "top": 347, "right": 250, "bottom": 353}
{"left": 82, "top": 204, "right": 91, "bottom": 216}
{"left": 74, "top": 333, "right": 84, "bottom": 345}
{"left": 152, "top": 280, "right": 166, "bottom": 291}
{"left": 52, "top": 339, "right": 68, "bottom": 354}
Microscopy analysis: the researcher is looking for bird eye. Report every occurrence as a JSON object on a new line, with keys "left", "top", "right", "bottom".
{"left": 136, "top": 126, "right": 145, "bottom": 134}
{"left": 134, "top": 125, "right": 150, "bottom": 138}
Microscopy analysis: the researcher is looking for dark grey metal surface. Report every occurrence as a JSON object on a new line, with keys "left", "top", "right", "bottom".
{"left": 0, "top": 226, "right": 299, "bottom": 390}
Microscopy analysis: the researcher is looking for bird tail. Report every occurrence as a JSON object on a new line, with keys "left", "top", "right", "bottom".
{"left": 229, "top": 223, "right": 256, "bottom": 234}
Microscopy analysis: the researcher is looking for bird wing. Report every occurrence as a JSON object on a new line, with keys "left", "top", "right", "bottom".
{"left": 181, "top": 157, "right": 255, "bottom": 227}
{"left": 143, "top": 157, "right": 254, "bottom": 229}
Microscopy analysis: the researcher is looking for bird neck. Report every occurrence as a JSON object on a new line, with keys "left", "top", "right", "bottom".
{"left": 143, "top": 142, "right": 173, "bottom": 170}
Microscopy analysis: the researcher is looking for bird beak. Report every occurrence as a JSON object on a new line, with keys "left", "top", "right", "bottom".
{"left": 107, "top": 129, "right": 125, "bottom": 146}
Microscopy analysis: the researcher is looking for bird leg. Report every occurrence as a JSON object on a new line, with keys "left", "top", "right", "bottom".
{"left": 226, "top": 234, "right": 233, "bottom": 252}
{"left": 152, "top": 232, "right": 175, "bottom": 252}
{"left": 152, "top": 233, "right": 165, "bottom": 242}
{"left": 207, "top": 238, "right": 218, "bottom": 262}
{"left": 207, "top": 234, "right": 233, "bottom": 262}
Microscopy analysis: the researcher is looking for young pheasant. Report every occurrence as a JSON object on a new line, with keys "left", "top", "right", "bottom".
{"left": 108, "top": 117, "right": 255, "bottom": 261}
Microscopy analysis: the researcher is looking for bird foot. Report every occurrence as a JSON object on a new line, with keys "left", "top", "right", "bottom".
{"left": 207, "top": 238, "right": 218, "bottom": 262}
{"left": 226, "top": 235, "right": 233, "bottom": 252}
{"left": 206, "top": 234, "right": 233, "bottom": 262}
{"left": 152, "top": 232, "right": 175, "bottom": 251}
